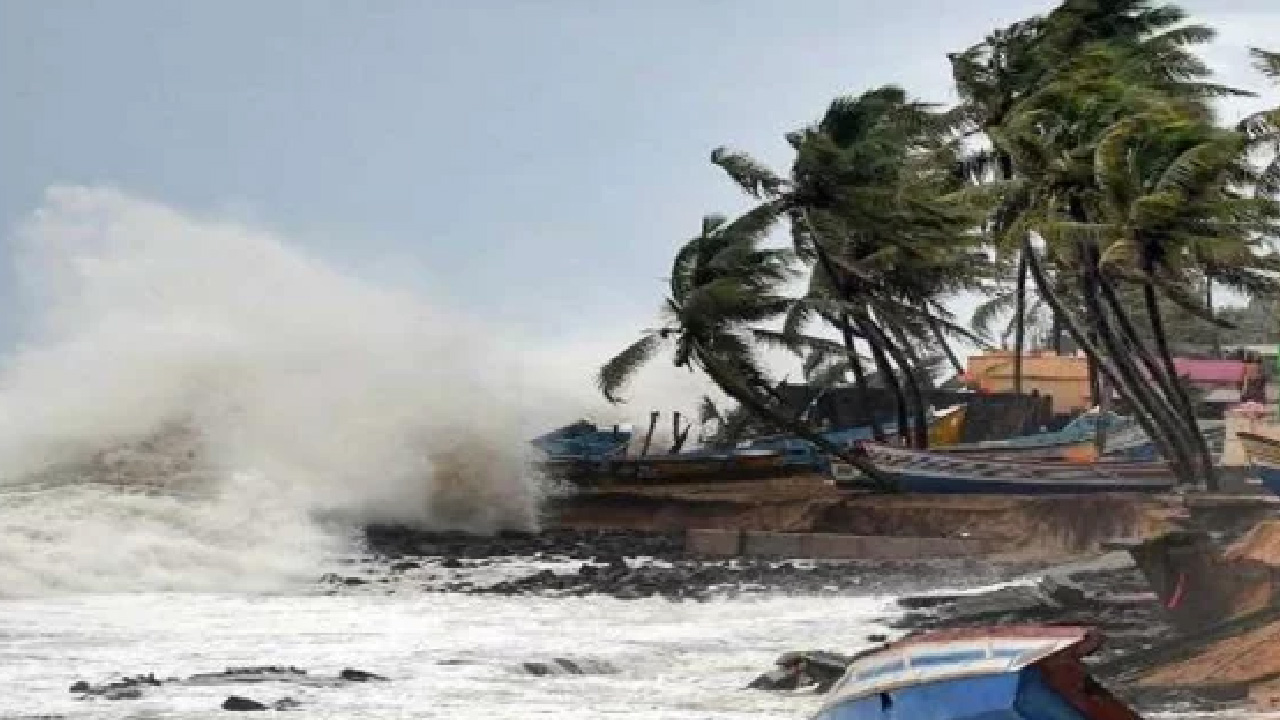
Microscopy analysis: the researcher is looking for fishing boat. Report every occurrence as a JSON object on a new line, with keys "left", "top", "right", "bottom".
{"left": 832, "top": 443, "right": 1174, "bottom": 494}
{"left": 937, "top": 409, "right": 1129, "bottom": 464}
{"left": 530, "top": 420, "right": 633, "bottom": 462}
{"left": 1239, "top": 431, "right": 1280, "bottom": 497}
{"left": 814, "top": 626, "right": 1142, "bottom": 720}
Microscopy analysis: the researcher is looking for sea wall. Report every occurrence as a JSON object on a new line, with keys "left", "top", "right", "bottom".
{"left": 686, "top": 529, "right": 997, "bottom": 560}
{"left": 549, "top": 479, "right": 1179, "bottom": 562}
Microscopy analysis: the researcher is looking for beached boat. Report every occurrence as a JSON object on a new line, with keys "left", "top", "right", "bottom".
{"left": 1239, "top": 431, "right": 1280, "bottom": 497}
{"left": 530, "top": 420, "right": 632, "bottom": 462}
{"left": 746, "top": 405, "right": 969, "bottom": 466}
{"left": 1240, "top": 431, "right": 1280, "bottom": 466}
{"left": 832, "top": 443, "right": 1174, "bottom": 494}
{"left": 937, "top": 409, "right": 1129, "bottom": 463}
{"left": 541, "top": 447, "right": 793, "bottom": 486}
{"left": 814, "top": 626, "right": 1142, "bottom": 720}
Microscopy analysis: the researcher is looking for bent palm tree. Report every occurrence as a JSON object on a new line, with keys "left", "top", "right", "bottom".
{"left": 597, "top": 213, "right": 893, "bottom": 489}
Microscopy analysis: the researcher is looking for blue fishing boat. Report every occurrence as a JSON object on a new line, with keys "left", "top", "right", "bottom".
{"left": 815, "top": 626, "right": 1142, "bottom": 720}
{"left": 834, "top": 443, "right": 1174, "bottom": 494}
{"left": 530, "top": 420, "right": 633, "bottom": 462}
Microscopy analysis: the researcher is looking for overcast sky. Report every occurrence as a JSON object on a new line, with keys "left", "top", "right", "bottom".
{"left": 2, "top": 1, "right": 1277, "bottom": 393}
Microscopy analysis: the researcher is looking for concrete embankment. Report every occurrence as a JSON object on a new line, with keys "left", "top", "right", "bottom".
{"left": 549, "top": 478, "right": 1182, "bottom": 562}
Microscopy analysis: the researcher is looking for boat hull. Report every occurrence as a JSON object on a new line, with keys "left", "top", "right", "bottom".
{"left": 1255, "top": 463, "right": 1280, "bottom": 498}
{"left": 538, "top": 450, "right": 795, "bottom": 487}
{"left": 817, "top": 667, "right": 1087, "bottom": 720}
{"left": 1240, "top": 431, "right": 1280, "bottom": 466}
{"left": 816, "top": 626, "right": 1142, "bottom": 720}
{"left": 840, "top": 444, "right": 1174, "bottom": 494}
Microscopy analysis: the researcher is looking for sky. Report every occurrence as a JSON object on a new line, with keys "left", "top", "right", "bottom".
{"left": 2, "top": 0, "right": 1278, "bottom": 410}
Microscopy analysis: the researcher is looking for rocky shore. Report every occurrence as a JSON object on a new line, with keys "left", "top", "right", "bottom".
{"left": 356, "top": 524, "right": 1254, "bottom": 714}
{"left": 352, "top": 525, "right": 1044, "bottom": 600}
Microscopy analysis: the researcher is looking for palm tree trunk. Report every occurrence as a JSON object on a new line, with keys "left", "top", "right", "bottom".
{"left": 806, "top": 222, "right": 909, "bottom": 446}
{"left": 853, "top": 315, "right": 912, "bottom": 446}
{"left": 1094, "top": 274, "right": 1213, "bottom": 488}
{"left": 928, "top": 315, "right": 964, "bottom": 375}
{"left": 696, "top": 348, "right": 896, "bottom": 491}
{"left": 840, "top": 314, "right": 886, "bottom": 442}
{"left": 1206, "top": 279, "right": 1221, "bottom": 358}
{"left": 1013, "top": 250, "right": 1028, "bottom": 394}
{"left": 1023, "top": 237, "right": 1194, "bottom": 484}
{"left": 1145, "top": 279, "right": 1219, "bottom": 491}
{"left": 884, "top": 321, "right": 932, "bottom": 449}
{"left": 1078, "top": 262, "right": 1200, "bottom": 485}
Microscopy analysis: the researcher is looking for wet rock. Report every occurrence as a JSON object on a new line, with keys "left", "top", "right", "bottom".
{"left": 222, "top": 696, "right": 268, "bottom": 711}
{"left": 747, "top": 666, "right": 801, "bottom": 691}
{"left": 188, "top": 666, "right": 307, "bottom": 685}
{"left": 70, "top": 674, "right": 160, "bottom": 700}
{"left": 339, "top": 668, "right": 387, "bottom": 682}
{"left": 342, "top": 576, "right": 367, "bottom": 586}
{"left": 520, "top": 658, "right": 616, "bottom": 676}
{"left": 273, "top": 697, "right": 301, "bottom": 711}
{"left": 104, "top": 687, "right": 143, "bottom": 701}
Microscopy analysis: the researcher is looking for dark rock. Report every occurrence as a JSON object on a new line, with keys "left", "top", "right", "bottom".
{"left": 273, "top": 697, "right": 301, "bottom": 711}
{"left": 440, "top": 558, "right": 463, "bottom": 569}
{"left": 747, "top": 666, "right": 801, "bottom": 691}
{"left": 222, "top": 696, "right": 268, "bottom": 711}
{"left": 390, "top": 561, "right": 420, "bottom": 572}
{"left": 866, "top": 634, "right": 888, "bottom": 643}
{"left": 104, "top": 687, "right": 142, "bottom": 701}
{"left": 339, "top": 668, "right": 388, "bottom": 682}
{"left": 68, "top": 681, "right": 90, "bottom": 694}
{"left": 342, "top": 576, "right": 367, "bottom": 586}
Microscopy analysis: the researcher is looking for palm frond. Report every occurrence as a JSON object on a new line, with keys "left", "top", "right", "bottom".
{"left": 597, "top": 332, "right": 666, "bottom": 403}
{"left": 1254, "top": 48, "right": 1280, "bottom": 80}
{"left": 710, "top": 147, "right": 785, "bottom": 199}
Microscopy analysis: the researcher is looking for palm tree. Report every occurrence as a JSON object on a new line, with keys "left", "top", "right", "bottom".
{"left": 951, "top": 0, "right": 1241, "bottom": 405}
{"left": 711, "top": 86, "right": 981, "bottom": 448}
{"left": 988, "top": 13, "right": 1255, "bottom": 487}
{"left": 597, "top": 212, "right": 893, "bottom": 488}
{"left": 1242, "top": 49, "right": 1280, "bottom": 198}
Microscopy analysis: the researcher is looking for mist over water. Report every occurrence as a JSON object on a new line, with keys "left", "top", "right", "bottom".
{"left": 0, "top": 187, "right": 588, "bottom": 594}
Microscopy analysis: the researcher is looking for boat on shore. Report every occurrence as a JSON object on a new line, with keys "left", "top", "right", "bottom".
{"left": 936, "top": 409, "right": 1129, "bottom": 463}
{"left": 1239, "top": 431, "right": 1280, "bottom": 497}
{"left": 833, "top": 443, "right": 1174, "bottom": 494}
{"left": 814, "top": 626, "right": 1142, "bottom": 720}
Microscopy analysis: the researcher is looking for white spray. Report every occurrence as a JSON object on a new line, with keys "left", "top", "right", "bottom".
{"left": 0, "top": 187, "right": 574, "bottom": 594}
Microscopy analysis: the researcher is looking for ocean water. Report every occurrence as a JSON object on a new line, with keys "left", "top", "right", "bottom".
{"left": 0, "top": 188, "right": 902, "bottom": 718}
{"left": 0, "top": 587, "right": 894, "bottom": 718}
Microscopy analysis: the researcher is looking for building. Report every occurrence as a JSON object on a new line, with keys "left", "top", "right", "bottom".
{"left": 964, "top": 351, "right": 1092, "bottom": 414}
{"left": 963, "top": 350, "right": 1265, "bottom": 417}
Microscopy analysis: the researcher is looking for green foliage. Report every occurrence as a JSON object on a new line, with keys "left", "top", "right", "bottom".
{"left": 602, "top": 0, "right": 1280, "bottom": 487}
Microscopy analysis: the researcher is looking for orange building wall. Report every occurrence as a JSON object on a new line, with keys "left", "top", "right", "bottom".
{"left": 965, "top": 351, "right": 1093, "bottom": 414}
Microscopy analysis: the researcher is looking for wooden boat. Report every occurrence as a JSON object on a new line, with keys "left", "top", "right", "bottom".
{"left": 832, "top": 443, "right": 1174, "bottom": 494}
{"left": 937, "top": 409, "right": 1130, "bottom": 464}
{"left": 540, "top": 447, "right": 795, "bottom": 487}
{"left": 815, "top": 626, "right": 1142, "bottom": 720}
{"left": 1239, "top": 431, "right": 1280, "bottom": 466}
{"left": 1239, "top": 431, "right": 1280, "bottom": 497}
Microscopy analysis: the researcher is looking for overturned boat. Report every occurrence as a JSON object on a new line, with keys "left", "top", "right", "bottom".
{"left": 815, "top": 626, "right": 1142, "bottom": 720}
